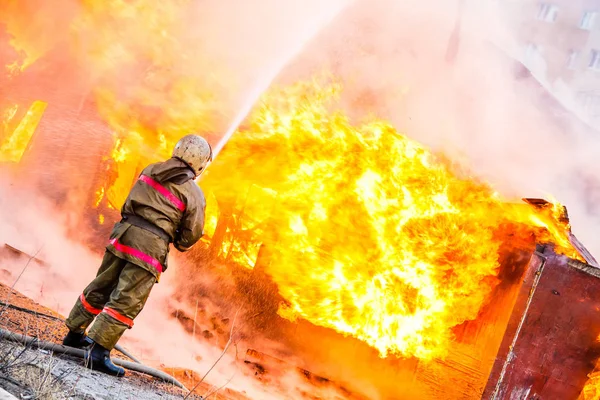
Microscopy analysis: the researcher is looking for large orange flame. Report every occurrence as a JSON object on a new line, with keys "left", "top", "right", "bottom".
{"left": 199, "top": 78, "right": 578, "bottom": 359}
{"left": 91, "top": 78, "right": 578, "bottom": 359}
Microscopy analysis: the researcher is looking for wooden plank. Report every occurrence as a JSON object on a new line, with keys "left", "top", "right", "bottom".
{"left": 2, "top": 243, "right": 47, "bottom": 266}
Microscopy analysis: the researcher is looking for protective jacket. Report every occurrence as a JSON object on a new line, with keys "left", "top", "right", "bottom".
{"left": 65, "top": 157, "right": 207, "bottom": 353}
{"left": 107, "top": 157, "right": 206, "bottom": 277}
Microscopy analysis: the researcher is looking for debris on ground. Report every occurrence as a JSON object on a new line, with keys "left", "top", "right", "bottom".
{"left": 0, "top": 283, "right": 206, "bottom": 399}
{"left": 0, "top": 341, "right": 201, "bottom": 400}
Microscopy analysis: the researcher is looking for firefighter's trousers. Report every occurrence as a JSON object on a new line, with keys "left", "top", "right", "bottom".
{"left": 65, "top": 251, "right": 156, "bottom": 350}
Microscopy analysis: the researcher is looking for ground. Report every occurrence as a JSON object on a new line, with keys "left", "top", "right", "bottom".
{"left": 0, "top": 283, "right": 239, "bottom": 400}
{"left": 0, "top": 342, "right": 196, "bottom": 400}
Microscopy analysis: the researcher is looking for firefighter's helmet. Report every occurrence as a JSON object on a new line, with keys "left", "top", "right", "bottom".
{"left": 172, "top": 134, "right": 213, "bottom": 177}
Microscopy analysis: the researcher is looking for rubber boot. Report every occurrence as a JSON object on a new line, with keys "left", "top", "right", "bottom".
{"left": 85, "top": 342, "right": 125, "bottom": 377}
{"left": 62, "top": 331, "right": 93, "bottom": 349}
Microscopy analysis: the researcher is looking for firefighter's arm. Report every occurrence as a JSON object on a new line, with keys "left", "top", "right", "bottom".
{"left": 174, "top": 190, "right": 206, "bottom": 252}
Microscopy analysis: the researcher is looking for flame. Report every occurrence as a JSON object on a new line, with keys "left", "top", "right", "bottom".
{"left": 2, "top": 0, "right": 224, "bottom": 215}
{"left": 80, "top": 0, "right": 222, "bottom": 211}
{"left": 582, "top": 373, "right": 600, "bottom": 400}
{"left": 0, "top": 1, "right": 583, "bottom": 361}
{"left": 200, "top": 191, "right": 219, "bottom": 244}
{"left": 73, "top": 0, "right": 221, "bottom": 147}
{"left": 96, "top": 136, "right": 139, "bottom": 210}
{"left": 95, "top": 187, "right": 105, "bottom": 208}
{"left": 0, "top": 101, "right": 47, "bottom": 163}
{"left": 580, "top": 335, "right": 600, "bottom": 398}
{"left": 1, "top": 105, "right": 19, "bottom": 134}
{"left": 0, "top": 1, "right": 71, "bottom": 75}
{"left": 110, "top": 138, "right": 130, "bottom": 163}
{"left": 85, "top": 73, "right": 578, "bottom": 360}
{"left": 200, "top": 78, "right": 580, "bottom": 359}
{"left": 93, "top": 136, "right": 140, "bottom": 211}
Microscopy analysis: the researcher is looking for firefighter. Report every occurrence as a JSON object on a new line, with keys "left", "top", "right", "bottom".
{"left": 62, "top": 134, "right": 211, "bottom": 376}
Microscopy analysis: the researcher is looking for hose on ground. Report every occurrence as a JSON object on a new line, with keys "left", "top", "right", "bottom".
{"left": 0, "top": 328, "right": 189, "bottom": 391}
{"left": 1, "top": 301, "right": 142, "bottom": 364}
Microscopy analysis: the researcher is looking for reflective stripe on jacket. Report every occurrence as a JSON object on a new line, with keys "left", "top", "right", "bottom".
{"left": 106, "top": 157, "right": 206, "bottom": 276}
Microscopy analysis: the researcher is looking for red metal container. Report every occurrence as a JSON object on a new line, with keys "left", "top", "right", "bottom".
{"left": 483, "top": 245, "right": 600, "bottom": 399}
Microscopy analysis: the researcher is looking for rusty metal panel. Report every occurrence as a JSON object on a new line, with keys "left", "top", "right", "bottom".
{"left": 483, "top": 247, "right": 600, "bottom": 399}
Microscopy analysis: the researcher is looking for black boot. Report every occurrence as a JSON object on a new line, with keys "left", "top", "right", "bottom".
{"left": 62, "top": 331, "right": 93, "bottom": 349}
{"left": 85, "top": 342, "right": 125, "bottom": 377}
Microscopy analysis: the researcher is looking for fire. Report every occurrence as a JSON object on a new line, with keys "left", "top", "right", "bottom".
{"left": 95, "top": 187, "right": 105, "bottom": 208}
{"left": 2, "top": 0, "right": 224, "bottom": 215}
{"left": 61, "top": 66, "right": 579, "bottom": 359}
{"left": 111, "top": 138, "right": 130, "bottom": 163}
{"left": 0, "top": 1, "right": 583, "bottom": 361}
{"left": 0, "top": 101, "right": 47, "bottom": 163}
{"left": 0, "top": 1, "right": 72, "bottom": 76}
{"left": 73, "top": 0, "right": 222, "bottom": 146}
{"left": 79, "top": 0, "right": 223, "bottom": 212}
{"left": 201, "top": 78, "right": 580, "bottom": 359}
{"left": 580, "top": 337, "right": 600, "bottom": 399}
{"left": 1, "top": 105, "right": 19, "bottom": 133}
{"left": 582, "top": 373, "right": 600, "bottom": 400}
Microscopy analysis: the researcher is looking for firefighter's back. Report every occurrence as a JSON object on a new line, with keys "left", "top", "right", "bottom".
{"left": 108, "top": 157, "right": 206, "bottom": 275}
{"left": 123, "top": 158, "right": 205, "bottom": 240}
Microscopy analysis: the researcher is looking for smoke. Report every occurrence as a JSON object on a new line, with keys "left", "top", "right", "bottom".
{"left": 275, "top": 0, "right": 600, "bottom": 257}
{"left": 69, "top": 0, "right": 354, "bottom": 158}
{"left": 0, "top": 171, "right": 346, "bottom": 399}
{"left": 0, "top": 173, "right": 97, "bottom": 312}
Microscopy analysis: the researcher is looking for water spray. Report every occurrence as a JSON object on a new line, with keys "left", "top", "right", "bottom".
{"left": 207, "top": 0, "right": 355, "bottom": 165}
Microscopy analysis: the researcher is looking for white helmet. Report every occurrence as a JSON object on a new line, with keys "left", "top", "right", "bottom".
{"left": 172, "top": 134, "right": 213, "bottom": 176}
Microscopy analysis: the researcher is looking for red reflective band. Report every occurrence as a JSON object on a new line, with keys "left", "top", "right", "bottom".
{"left": 103, "top": 307, "right": 134, "bottom": 328}
{"left": 138, "top": 175, "right": 186, "bottom": 211}
{"left": 109, "top": 238, "right": 164, "bottom": 274}
{"left": 79, "top": 293, "right": 101, "bottom": 315}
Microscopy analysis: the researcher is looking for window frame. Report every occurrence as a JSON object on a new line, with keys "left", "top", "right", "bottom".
{"left": 580, "top": 11, "right": 597, "bottom": 30}
{"left": 536, "top": 3, "right": 559, "bottom": 22}
{"left": 588, "top": 49, "right": 600, "bottom": 70}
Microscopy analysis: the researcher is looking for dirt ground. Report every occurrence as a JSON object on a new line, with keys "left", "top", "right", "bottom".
{"left": 0, "top": 282, "right": 245, "bottom": 400}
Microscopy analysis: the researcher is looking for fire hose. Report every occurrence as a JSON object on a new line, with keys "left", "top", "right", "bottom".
{"left": 0, "top": 301, "right": 142, "bottom": 364}
{"left": 0, "top": 328, "right": 189, "bottom": 391}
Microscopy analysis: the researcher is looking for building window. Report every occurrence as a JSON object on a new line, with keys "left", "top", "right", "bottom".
{"left": 567, "top": 50, "right": 579, "bottom": 69}
{"left": 580, "top": 11, "right": 597, "bottom": 30}
{"left": 589, "top": 49, "right": 600, "bottom": 69}
{"left": 537, "top": 4, "right": 559, "bottom": 22}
